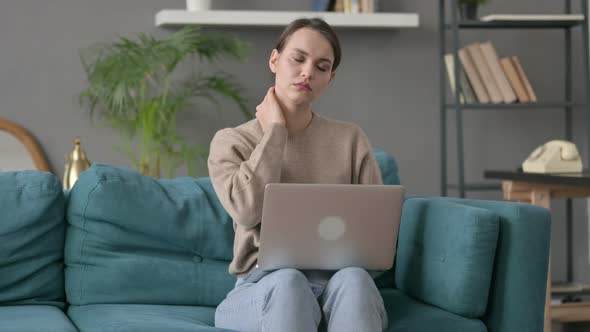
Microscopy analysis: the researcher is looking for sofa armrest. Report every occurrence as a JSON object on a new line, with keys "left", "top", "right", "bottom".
{"left": 432, "top": 197, "right": 551, "bottom": 332}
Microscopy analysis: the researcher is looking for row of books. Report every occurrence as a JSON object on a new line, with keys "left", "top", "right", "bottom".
{"left": 445, "top": 41, "right": 538, "bottom": 104}
{"left": 312, "top": 0, "right": 380, "bottom": 13}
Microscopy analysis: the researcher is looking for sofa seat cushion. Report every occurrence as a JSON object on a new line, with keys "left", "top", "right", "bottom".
{"left": 67, "top": 304, "right": 234, "bottom": 332}
{"left": 0, "top": 171, "right": 66, "bottom": 308}
{"left": 0, "top": 305, "right": 78, "bottom": 332}
{"left": 65, "top": 164, "right": 235, "bottom": 307}
{"left": 382, "top": 289, "right": 487, "bottom": 332}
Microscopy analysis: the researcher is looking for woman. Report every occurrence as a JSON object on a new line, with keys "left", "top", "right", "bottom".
{"left": 208, "top": 18, "right": 387, "bottom": 332}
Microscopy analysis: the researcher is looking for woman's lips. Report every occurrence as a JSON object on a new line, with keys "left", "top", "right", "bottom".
{"left": 294, "top": 82, "right": 312, "bottom": 92}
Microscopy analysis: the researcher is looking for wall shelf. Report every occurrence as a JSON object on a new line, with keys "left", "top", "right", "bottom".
{"left": 155, "top": 10, "right": 420, "bottom": 29}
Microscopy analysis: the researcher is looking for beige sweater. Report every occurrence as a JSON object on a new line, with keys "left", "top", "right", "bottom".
{"left": 207, "top": 111, "right": 383, "bottom": 277}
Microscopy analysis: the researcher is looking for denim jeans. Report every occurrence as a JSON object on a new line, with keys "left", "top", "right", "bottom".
{"left": 214, "top": 267, "right": 388, "bottom": 332}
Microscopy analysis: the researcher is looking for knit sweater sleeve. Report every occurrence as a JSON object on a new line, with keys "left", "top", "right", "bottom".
{"left": 208, "top": 123, "right": 288, "bottom": 229}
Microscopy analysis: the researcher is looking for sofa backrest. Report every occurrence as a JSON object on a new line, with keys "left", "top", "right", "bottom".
{"left": 65, "top": 164, "right": 236, "bottom": 307}
{"left": 0, "top": 171, "right": 66, "bottom": 309}
{"left": 369, "top": 148, "right": 400, "bottom": 288}
{"left": 374, "top": 148, "right": 401, "bottom": 186}
{"left": 64, "top": 148, "right": 401, "bottom": 307}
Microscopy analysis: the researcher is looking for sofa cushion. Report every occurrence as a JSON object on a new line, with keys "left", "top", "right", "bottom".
{"left": 374, "top": 148, "right": 401, "bottom": 186}
{"left": 441, "top": 198, "right": 550, "bottom": 332}
{"left": 371, "top": 148, "right": 401, "bottom": 289}
{"left": 65, "top": 164, "right": 235, "bottom": 307}
{"left": 67, "top": 304, "right": 233, "bottom": 332}
{"left": 382, "top": 289, "right": 486, "bottom": 332}
{"left": 0, "top": 171, "right": 66, "bottom": 308}
{"left": 0, "top": 305, "right": 78, "bottom": 332}
{"left": 394, "top": 197, "right": 499, "bottom": 318}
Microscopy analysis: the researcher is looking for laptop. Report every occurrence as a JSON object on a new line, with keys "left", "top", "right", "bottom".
{"left": 257, "top": 183, "right": 405, "bottom": 271}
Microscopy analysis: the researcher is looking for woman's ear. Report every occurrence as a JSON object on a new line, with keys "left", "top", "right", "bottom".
{"left": 329, "top": 71, "right": 336, "bottom": 84}
{"left": 269, "top": 49, "right": 279, "bottom": 74}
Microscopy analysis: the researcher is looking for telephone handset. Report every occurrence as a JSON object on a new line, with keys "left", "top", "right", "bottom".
{"left": 522, "top": 140, "right": 583, "bottom": 173}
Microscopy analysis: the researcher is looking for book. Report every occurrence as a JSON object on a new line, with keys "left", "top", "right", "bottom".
{"left": 342, "top": 0, "right": 360, "bottom": 13}
{"left": 480, "top": 14, "right": 584, "bottom": 22}
{"left": 350, "top": 0, "right": 360, "bottom": 13}
{"left": 499, "top": 57, "right": 529, "bottom": 103}
{"left": 466, "top": 43, "right": 504, "bottom": 103}
{"left": 479, "top": 41, "right": 517, "bottom": 103}
{"left": 444, "top": 53, "right": 476, "bottom": 104}
{"left": 458, "top": 48, "right": 490, "bottom": 103}
{"left": 312, "top": 0, "right": 332, "bottom": 11}
{"left": 360, "top": 0, "right": 372, "bottom": 13}
{"left": 511, "top": 56, "right": 538, "bottom": 102}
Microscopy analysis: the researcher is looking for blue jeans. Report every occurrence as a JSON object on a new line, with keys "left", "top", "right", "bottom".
{"left": 214, "top": 267, "right": 388, "bottom": 332}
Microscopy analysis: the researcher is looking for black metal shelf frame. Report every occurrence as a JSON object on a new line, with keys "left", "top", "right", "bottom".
{"left": 438, "top": 0, "right": 590, "bottom": 287}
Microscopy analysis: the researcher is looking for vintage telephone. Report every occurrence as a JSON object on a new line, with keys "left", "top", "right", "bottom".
{"left": 522, "top": 140, "right": 583, "bottom": 173}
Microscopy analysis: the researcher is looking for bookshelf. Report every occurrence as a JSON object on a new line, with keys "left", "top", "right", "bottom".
{"left": 439, "top": 1, "right": 590, "bottom": 331}
{"left": 439, "top": 0, "right": 590, "bottom": 198}
{"left": 446, "top": 102, "right": 587, "bottom": 109}
{"left": 445, "top": 19, "right": 583, "bottom": 29}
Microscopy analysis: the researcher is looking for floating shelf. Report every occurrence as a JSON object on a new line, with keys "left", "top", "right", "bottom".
{"left": 155, "top": 10, "right": 420, "bottom": 29}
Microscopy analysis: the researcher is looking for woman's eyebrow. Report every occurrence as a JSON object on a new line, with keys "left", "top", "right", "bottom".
{"left": 292, "top": 48, "right": 332, "bottom": 64}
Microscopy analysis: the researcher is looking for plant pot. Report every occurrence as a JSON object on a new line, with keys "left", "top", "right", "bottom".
{"left": 186, "top": 0, "right": 211, "bottom": 11}
{"left": 458, "top": 3, "right": 478, "bottom": 20}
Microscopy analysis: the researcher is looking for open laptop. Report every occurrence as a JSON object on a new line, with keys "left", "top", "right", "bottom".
{"left": 257, "top": 183, "right": 405, "bottom": 271}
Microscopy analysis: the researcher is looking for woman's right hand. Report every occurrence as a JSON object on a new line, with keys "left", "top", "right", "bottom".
{"left": 256, "top": 87, "right": 286, "bottom": 133}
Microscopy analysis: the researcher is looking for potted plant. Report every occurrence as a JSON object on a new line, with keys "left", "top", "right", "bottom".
{"left": 80, "top": 27, "right": 251, "bottom": 178}
{"left": 457, "top": 0, "right": 490, "bottom": 20}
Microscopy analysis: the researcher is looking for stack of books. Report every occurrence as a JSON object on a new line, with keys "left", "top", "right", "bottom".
{"left": 312, "top": 0, "right": 380, "bottom": 13}
{"left": 445, "top": 41, "right": 537, "bottom": 104}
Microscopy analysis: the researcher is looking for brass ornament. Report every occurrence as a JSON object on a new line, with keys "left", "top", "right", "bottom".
{"left": 63, "top": 137, "right": 91, "bottom": 189}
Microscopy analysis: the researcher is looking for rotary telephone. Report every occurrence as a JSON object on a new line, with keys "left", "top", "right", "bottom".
{"left": 522, "top": 140, "right": 583, "bottom": 173}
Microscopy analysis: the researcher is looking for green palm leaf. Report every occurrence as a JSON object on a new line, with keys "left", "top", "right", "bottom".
{"left": 80, "top": 26, "right": 250, "bottom": 177}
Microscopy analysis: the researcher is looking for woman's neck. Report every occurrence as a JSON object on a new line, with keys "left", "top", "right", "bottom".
{"left": 275, "top": 94, "right": 313, "bottom": 135}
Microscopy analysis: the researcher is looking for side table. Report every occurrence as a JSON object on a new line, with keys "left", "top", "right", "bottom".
{"left": 485, "top": 170, "right": 590, "bottom": 332}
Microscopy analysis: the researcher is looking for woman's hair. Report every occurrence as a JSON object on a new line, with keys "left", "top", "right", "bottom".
{"left": 274, "top": 18, "right": 342, "bottom": 72}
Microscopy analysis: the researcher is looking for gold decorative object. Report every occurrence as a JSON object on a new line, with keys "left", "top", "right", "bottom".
{"left": 63, "top": 137, "right": 91, "bottom": 189}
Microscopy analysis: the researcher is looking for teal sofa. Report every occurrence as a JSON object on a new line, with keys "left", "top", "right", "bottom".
{"left": 0, "top": 149, "right": 550, "bottom": 332}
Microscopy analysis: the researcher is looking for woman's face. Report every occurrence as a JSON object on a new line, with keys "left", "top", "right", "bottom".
{"left": 269, "top": 28, "right": 336, "bottom": 106}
